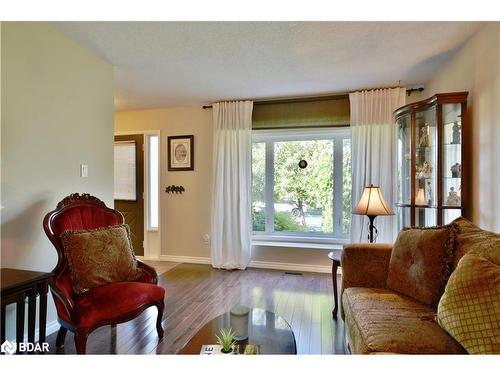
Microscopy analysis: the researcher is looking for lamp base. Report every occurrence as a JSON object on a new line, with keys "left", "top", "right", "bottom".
{"left": 368, "top": 215, "right": 377, "bottom": 243}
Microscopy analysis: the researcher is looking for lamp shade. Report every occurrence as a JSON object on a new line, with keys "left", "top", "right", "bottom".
{"left": 353, "top": 184, "right": 395, "bottom": 216}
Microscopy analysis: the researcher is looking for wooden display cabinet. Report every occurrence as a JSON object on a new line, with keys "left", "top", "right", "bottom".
{"left": 394, "top": 92, "right": 469, "bottom": 229}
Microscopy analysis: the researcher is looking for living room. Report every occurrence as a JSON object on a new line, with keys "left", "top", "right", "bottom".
{"left": 1, "top": 1, "right": 499, "bottom": 373}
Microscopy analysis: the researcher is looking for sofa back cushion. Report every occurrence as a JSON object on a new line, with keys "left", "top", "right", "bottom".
{"left": 387, "top": 224, "right": 457, "bottom": 306}
{"left": 437, "top": 253, "right": 500, "bottom": 354}
{"left": 451, "top": 217, "right": 500, "bottom": 268}
{"left": 61, "top": 224, "right": 143, "bottom": 294}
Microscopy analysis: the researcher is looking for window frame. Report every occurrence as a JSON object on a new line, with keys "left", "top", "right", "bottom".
{"left": 252, "top": 127, "right": 351, "bottom": 246}
{"left": 146, "top": 133, "right": 160, "bottom": 231}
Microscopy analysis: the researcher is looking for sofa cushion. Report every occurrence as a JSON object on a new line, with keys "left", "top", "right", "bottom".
{"left": 451, "top": 217, "right": 500, "bottom": 268}
{"left": 61, "top": 224, "right": 143, "bottom": 294}
{"left": 343, "top": 287, "right": 466, "bottom": 354}
{"left": 437, "top": 253, "right": 500, "bottom": 354}
{"left": 386, "top": 224, "right": 457, "bottom": 306}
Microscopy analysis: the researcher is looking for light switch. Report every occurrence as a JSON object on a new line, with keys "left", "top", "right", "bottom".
{"left": 80, "top": 164, "right": 89, "bottom": 178}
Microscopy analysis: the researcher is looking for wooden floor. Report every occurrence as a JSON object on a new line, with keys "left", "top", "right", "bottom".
{"left": 46, "top": 263, "right": 345, "bottom": 354}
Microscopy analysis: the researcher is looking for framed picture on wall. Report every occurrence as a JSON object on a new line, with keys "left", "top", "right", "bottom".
{"left": 167, "top": 135, "right": 194, "bottom": 171}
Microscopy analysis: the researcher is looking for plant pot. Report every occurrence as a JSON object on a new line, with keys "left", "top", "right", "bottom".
{"left": 221, "top": 348, "right": 233, "bottom": 354}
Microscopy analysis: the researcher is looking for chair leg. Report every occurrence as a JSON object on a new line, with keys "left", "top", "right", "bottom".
{"left": 156, "top": 301, "right": 164, "bottom": 339}
{"left": 74, "top": 329, "right": 89, "bottom": 354}
{"left": 55, "top": 326, "right": 68, "bottom": 348}
{"left": 110, "top": 325, "right": 117, "bottom": 353}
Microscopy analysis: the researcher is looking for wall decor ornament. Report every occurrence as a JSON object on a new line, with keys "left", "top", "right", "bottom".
{"left": 298, "top": 159, "right": 308, "bottom": 169}
{"left": 168, "top": 135, "right": 194, "bottom": 171}
{"left": 165, "top": 185, "right": 185, "bottom": 194}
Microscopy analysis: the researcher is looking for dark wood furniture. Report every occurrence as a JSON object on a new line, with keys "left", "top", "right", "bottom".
{"left": 1, "top": 268, "right": 50, "bottom": 353}
{"left": 178, "top": 307, "right": 297, "bottom": 354}
{"left": 43, "top": 193, "right": 165, "bottom": 354}
{"left": 394, "top": 92, "right": 469, "bottom": 229}
{"left": 328, "top": 250, "right": 341, "bottom": 319}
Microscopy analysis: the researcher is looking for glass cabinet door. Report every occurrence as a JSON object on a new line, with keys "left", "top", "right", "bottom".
{"left": 415, "top": 107, "right": 437, "bottom": 227}
{"left": 395, "top": 92, "right": 468, "bottom": 229}
{"left": 442, "top": 103, "right": 463, "bottom": 224}
{"left": 397, "top": 114, "right": 411, "bottom": 231}
{"left": 397, "top": 114, "right": 411, "bottom": 206}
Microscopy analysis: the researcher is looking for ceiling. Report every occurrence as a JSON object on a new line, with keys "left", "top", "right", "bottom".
{"left": 53, "top": 22, "right": 485, "bottom": 111}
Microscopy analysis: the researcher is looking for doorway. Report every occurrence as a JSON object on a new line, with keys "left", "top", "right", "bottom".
{"left": 114, "top": 134, "right": 145, "bottom": 256}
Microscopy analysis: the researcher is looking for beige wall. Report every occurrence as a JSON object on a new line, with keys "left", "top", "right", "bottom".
{"left": 1, "top": 22, "right": 114, "bottom": 339}
{"left": 115, "top": 108, "right": 333, "bottom": 269}
{"left": 115, "top": 107, "right": 213, "bottom": 258}
{"left": 425, "top": 23, "right": 500, "bottom": 232}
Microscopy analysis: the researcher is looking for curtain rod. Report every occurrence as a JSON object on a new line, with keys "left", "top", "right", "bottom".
{"left": 202, "top": 88, "right": 423, "bottom": 109}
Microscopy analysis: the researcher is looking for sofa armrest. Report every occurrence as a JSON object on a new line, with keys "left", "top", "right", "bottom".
{"left": 340, "top": 243, "right": 393, "bottom": 319}
{"left": 341, "top": 243, "right": 393, "bottom": 292}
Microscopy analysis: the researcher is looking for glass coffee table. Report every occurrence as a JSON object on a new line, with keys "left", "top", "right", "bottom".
{"left": 178, "top": 307, "right": 296, "bottom": 354}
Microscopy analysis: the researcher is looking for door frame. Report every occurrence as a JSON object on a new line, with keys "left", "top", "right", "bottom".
{"left": 115, "top": 130, "right": 161, "bottom": 259}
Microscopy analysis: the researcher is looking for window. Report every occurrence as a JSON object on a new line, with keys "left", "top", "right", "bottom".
{"left": 252, "top": 128, "right": 351, "bottom": 242}
{"left": 146, "top": 134, "right": 159, "bottom": 230}
{"left": 114, "top": 141, "right": 137, "bottom": 201}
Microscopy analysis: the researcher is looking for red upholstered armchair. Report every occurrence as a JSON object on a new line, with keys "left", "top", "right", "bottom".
{"left": 43, "top": 193, "right": 165, "bottom": 354}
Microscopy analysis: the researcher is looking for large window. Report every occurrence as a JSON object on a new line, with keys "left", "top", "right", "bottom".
{"left": 252, "top": 128, "right": 351, "bottom": 242}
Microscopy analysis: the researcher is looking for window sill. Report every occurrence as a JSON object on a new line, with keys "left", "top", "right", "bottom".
{"left": 251, "top": 236, "right": 347, "bottom": 250}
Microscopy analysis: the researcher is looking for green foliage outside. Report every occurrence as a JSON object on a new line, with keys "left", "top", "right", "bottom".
{"left": 342, "top": 139, "right": 352, "bottom": 234}
{"left": 273, "top": 140, "right": 333, "bottom": 232}
{"left": 253, "top": 210, "right": 305, "bottom": 232}
{"left": 252, "top": 139, "right": 351, "bottom": 234}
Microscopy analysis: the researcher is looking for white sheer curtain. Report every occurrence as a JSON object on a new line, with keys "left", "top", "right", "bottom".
{"left": 349, "top": 88, "right": 406, "bottom": 243}
{"left": 210, "top": 101, "right": 253, "bottom": 269}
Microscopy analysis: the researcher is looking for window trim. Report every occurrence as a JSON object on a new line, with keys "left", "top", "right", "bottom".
{"left": 252, "top": 127, "right": 350, "bottom": 245}
{"left": 145, "top": 134, "right": 160, "bottom": 231}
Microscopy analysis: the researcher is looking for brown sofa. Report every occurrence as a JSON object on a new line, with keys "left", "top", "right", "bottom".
{"left": 340, "top": 217, "right": 499, "bottom": 354}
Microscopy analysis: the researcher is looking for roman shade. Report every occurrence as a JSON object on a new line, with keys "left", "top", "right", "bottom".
{"left": 252, "top": 95, "right": 350, "bottom": 129}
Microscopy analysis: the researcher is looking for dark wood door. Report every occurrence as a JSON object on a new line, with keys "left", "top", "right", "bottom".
{"left": 114, "top": 134, "right": 144, "bottom": 256}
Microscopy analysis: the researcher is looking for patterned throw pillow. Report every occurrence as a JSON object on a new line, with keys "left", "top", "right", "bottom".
{"left": 451, "top": 217, "right": 500, "bottom": 268}
{"left": 437, "top": 253, "right": 500, "bottom": 354}
{"left": 61, "top": 224, "right": 142, "bottom": 294}
{"left": 387, "top": 224, "right": 457, "bottom": 306}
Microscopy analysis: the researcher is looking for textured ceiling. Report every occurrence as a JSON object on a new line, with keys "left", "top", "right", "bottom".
{"left": 53, "top": 21, "right": 485, "bottom": 111}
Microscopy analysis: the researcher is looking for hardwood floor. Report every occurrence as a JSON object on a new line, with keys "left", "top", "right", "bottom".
{"left": 45, "top": 263, "right": 345, "bottom": 354}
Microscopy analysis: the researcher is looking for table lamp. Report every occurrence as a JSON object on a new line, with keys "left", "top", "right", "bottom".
{"left": 353, "top": 184, "right": 395, "bottom": 243}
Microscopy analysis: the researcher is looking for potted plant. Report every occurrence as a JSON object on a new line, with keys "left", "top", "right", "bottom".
{"left": 215, "top": 327, "right": 236, "bottom": 354}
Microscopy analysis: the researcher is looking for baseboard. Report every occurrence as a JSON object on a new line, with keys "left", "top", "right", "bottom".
{"left": 159, "top": 255, "right": 211, "bottom": 264}
{"left": 157, "top": 254, "right": 337, "bottom": 274}
{"left": 137, "top": 255, "right": 161, "bottom": 261}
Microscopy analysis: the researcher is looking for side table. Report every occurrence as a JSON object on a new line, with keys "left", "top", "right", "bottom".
{"left": 1, "top": 268, "right": 51, "bottom": 353}
{"left": 328, "top": 250, "right": 341, "bottom": 319}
